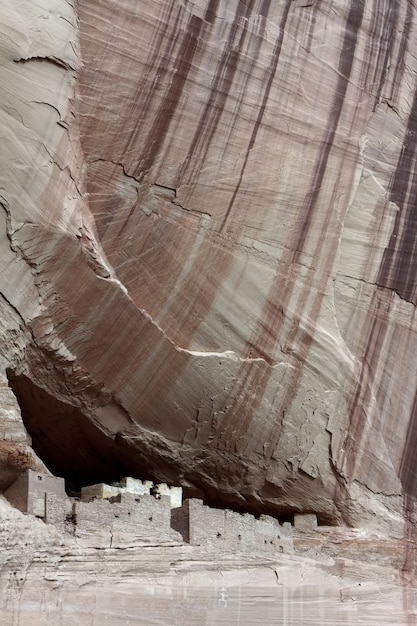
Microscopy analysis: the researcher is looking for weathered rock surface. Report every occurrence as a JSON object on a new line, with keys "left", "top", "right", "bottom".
{"left": 2, "top": 0, "right": 417, "bottom": 539}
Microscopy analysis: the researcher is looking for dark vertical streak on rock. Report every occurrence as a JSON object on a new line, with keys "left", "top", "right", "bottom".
{"left": 179, "top": 0, "right": 267, "bottom": 185}
{"left": 400, "top": 392, "right": 417, "bottom": 497}
{"left": 129, "top": 11, "right": 182, "bottom": 128}
{"left": 304, "top": 4, "right": 317, "bottom": 54}
{"left": 378, "top": 85, "right": 417, "bottom": 302}
{"left": 389, "top": 2, "right": 412, "bottom": 103}
{"left": 219, "top": 0, "right": 292, "bottom": 231}
{"left": 291, "top": 0, "right": 365, "bottom": 259}
{"left": 114, "top": 9, "right": 201, "bottom": 238}
{"left": 133, "top": 15, "right": 204, "bottom": 180}
{"left": 372, "top": 0, "right": 399, "bottom": 107}
{"left": 204, "top": 0, "right": 220, "bottom": 24}
{"left": 122, "top": 3, "right": 181, "bottom": 147}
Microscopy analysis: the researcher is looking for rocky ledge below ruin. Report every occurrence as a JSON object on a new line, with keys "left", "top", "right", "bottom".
{"left": 0, "top": 492, "right": 415, "bottom": 626}
{"left": 0, "top": 471, "right": 416, "bottom": 625}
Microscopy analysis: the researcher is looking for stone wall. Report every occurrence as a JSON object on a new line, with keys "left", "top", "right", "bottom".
{"left": 171, "top": 499, "right": 293, "bottom": 554}
{"left": 81, "top": 477, "right": 182, "bottom": 508}
{"left": 4, "top": 469, "right": 66, "bottom": 518}
{"left": 3, "top": 471, "right": 296, "bottom": 553}
{"left": 73, "top": 492, "right": 181, "bottom": 547}
{"left": 44, "top": 492, "right": 67, "bottom": 531}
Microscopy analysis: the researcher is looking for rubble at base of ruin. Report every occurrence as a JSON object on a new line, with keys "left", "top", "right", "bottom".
{"left": 2, "top": 469, "right": 306, "bottom": 553}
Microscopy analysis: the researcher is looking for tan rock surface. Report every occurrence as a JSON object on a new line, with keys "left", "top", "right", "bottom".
{"left": 1, "top": 0, "right": 417, "bottom": 605}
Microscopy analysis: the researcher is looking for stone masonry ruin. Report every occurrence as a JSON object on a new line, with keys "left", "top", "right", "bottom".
{"left": 2, "top": 469, "right": 307, "bottom": 554}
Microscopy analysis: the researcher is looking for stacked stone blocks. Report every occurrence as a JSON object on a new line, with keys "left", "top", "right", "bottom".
{"left": 3, "top": 470, "right": 297, "bottom": 554}
{"left": 4, "top": 469, "right": 65, "bottom": 518}
{"left": 74, "top": 492, "right": 181, "bottom": 547}
{"left": 171, "top": 499, "right": 293, "bottom": 554}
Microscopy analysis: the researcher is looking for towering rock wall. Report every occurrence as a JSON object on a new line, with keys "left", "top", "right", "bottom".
{"left": 1, "top": 0, "right": 417, "bottom": 533}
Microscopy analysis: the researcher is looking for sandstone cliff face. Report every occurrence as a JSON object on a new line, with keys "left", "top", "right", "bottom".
{"left": 1, "top": 0, "right": 417, "bottom": 536}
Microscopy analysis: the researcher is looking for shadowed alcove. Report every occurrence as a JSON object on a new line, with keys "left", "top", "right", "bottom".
{"left": 6, "top": 370, "right": 135, "bottom": 491}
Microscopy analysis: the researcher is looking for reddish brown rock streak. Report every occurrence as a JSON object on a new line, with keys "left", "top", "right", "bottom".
{"left": 2, "top": 0, "right": 417, "bottom": 532}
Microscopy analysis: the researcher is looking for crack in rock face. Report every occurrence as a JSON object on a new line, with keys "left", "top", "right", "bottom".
{"left": 0, "top": 0, "right": 416, "bottom": 539}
